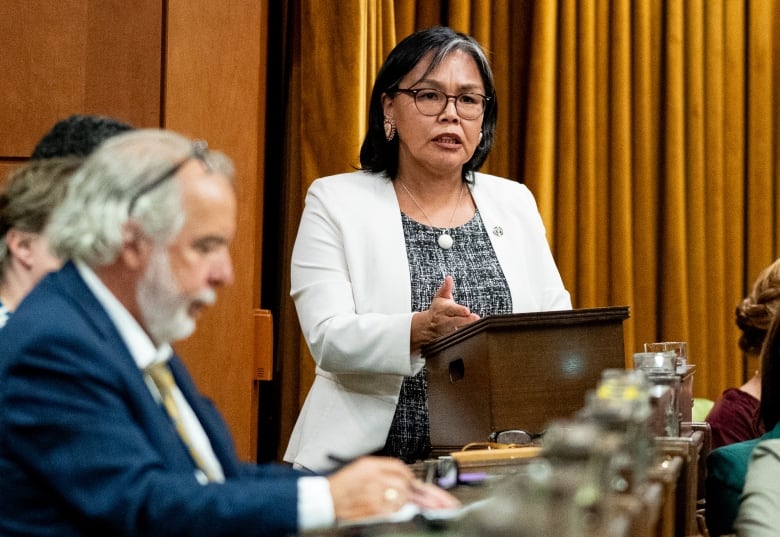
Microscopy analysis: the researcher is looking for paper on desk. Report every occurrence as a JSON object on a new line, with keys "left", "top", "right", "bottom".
{"left": 337, "top": 497, "right": 494, "bottom": 528}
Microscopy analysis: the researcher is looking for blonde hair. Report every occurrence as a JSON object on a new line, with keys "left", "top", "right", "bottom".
{"left": 0, "top": 157, "right": 82, "bottom": 280}
{"left": 737, "top": 258, "right": 780, "bottom": 355}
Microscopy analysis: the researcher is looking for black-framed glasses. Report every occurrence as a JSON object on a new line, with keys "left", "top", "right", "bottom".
{"left": 394, "top": 88, "right": 490, "bottom": 120}
{"left": 127, "top": 140, "right": 210, "bottom": 215}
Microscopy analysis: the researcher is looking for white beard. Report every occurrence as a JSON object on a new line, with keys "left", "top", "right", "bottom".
{"left": 136, "top": 246, "right": 215, "bottom": 345}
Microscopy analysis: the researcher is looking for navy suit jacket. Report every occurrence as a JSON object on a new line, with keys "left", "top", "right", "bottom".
{"left": 0, "top": 262, "right": 302, "bottom": 536}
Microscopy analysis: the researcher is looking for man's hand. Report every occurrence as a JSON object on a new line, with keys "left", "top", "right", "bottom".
{"left": 327, "top": 456, "right": 460, "bottom": 521}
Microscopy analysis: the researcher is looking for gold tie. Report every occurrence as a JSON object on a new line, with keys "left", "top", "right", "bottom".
{"left": 146, "top": 362, "right": 219, "bottom": 482}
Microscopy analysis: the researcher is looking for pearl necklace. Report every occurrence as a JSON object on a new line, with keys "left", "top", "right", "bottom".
{"left": 399, "top": 180, "right": 465, "bottom": 250}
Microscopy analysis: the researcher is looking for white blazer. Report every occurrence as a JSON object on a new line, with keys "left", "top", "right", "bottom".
{"left": 284, "top": 171, "right": 571, "bottom": 471}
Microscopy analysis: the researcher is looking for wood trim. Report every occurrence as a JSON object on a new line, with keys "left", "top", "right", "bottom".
{"left": 165, "top": 0, "right": 268, "bottom": 462}
{"left": 254, "top": 309, "right": 274, "bottom": 381}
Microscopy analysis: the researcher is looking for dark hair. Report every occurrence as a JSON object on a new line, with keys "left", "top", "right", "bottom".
{"left": 31, "top": 114, "right": 134, "bottom": 160}
{"left": 760, "top": 314, "right": 780, "bottom": 429}
{"left": 359, "top": 26, "right": 497, "bottom": 181}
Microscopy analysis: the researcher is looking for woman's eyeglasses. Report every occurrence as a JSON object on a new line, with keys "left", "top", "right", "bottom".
{"left": 393, "top": 88, "right": 490, "bottom": 120}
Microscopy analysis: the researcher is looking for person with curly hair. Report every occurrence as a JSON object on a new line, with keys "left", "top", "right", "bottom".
{"left": 706, "top": 258, "right": 780, "bottom": 449}
{"left": 733, "top": 313, "right": 780, "bottom": 535}
{"left": 30, "top": 114, "right": 133, "bottom": 159}
{"left": 705, "top": 259, "right": 780, "bottom": 535}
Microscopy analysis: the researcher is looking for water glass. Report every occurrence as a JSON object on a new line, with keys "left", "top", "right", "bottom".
{"left": 632, "top": 351, "right": 676, "bottom": 373}
{"left": 644, "top": 341, "right": 688, "bottom": 367}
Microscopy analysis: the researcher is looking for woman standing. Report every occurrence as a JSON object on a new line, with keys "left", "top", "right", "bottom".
{"left": 285, "top": 26, "right": 571, "bottom": 472}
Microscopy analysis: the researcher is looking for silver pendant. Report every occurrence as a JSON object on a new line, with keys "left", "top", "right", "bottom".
{"left": 437, "top": 233, "right": 453, "bottom": 250}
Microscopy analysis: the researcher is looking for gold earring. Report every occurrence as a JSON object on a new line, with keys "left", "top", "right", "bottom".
{"left": 384, "top": 117, "right": 396, "bottom": 141}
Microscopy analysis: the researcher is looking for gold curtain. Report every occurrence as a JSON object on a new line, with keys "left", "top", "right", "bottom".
{"left": 527, "top": 0, "right": 779, "bottom": 400}
{"left": 276, "top": 0, "right": 780, "bottom": 458}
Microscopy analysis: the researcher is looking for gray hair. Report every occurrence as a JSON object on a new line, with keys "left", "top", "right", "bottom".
{"left": 48, "top": 129, "right": 234, "bottom": 267}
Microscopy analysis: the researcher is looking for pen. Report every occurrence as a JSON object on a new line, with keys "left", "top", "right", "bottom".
{"left": 326, "top": 453, "right": 354, "bottom": 470}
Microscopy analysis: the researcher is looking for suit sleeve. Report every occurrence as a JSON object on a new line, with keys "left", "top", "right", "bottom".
{"left": 0, "top": 326, "right": 300, "bottom": 537}
{"left": 290, "top": 176, "right": 419, "bottom": 377}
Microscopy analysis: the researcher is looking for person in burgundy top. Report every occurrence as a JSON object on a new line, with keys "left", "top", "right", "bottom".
{"left": 706, "top": 258, "right": 780, "bottom": 448}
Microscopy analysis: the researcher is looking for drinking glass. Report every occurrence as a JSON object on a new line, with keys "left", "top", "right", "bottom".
{"left": 632, "top": 351, "right": 677, "bottom": 373}
{"left": 644, "top": 341, "right": 688, "bottom": 367}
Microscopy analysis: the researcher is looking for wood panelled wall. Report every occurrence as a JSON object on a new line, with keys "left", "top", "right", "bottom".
{"left": 0, "top": 0, "right": 268, "bottom": 461}
{"left": 166, "top": 1, "right": 269, "bottom": 463}
{"left": 0, "top": 2, "right": 162, "bottom": 153}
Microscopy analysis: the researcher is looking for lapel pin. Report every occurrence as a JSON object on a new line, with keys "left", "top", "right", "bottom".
{"left": 492, "top": 226, "right": 504, "bottom": 237}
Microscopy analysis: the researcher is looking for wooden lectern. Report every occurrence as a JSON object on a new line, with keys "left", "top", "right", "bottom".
{"left": 422, "top": 306, "right": 630, "bottom": 454}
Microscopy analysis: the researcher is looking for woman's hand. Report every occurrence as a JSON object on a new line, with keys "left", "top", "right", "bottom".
{"left": 411, "top": 275, "right": 480, "bottom": 351}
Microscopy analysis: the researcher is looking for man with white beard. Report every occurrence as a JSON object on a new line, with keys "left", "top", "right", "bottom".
{"left": 0, "top": 129, "right": 458, "bottom": 537}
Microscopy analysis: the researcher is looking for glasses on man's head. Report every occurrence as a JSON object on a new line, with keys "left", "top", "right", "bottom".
{"left": 127, "top": 140, "right": 210, "bottom": 215}
{"left": 393, "top": 88, "right": 490, "bottom": 120}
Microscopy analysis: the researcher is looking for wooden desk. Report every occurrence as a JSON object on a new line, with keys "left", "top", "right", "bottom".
{"left": 305, "top": 448, "right": 685, "bottom": 537}
{"left": 612, "top": 480, "right": 668, "bottom": 537}
{"left": 655, "top": 430, "right": 707, "bottom": 537}
{"left": 647, "top": 455, "right": 685, "bottom": 537}
{"left": 303, "top": 386, "right": 708, "bottom": 536}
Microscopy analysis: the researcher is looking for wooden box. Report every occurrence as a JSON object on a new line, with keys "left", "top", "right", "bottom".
{"left": 422, "top": 306, "right": 630, "bottom": 453}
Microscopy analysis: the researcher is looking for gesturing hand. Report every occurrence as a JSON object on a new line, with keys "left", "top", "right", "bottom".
{"left": 411, "top": 275, "right": 480, "bottom": 351}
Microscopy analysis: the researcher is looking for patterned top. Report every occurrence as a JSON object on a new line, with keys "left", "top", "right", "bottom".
{"left": 378, "top": 209, "right": 512, "bottom": 463}
{"left": 0, "top": 298, "right": 10, "bottom": 330}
